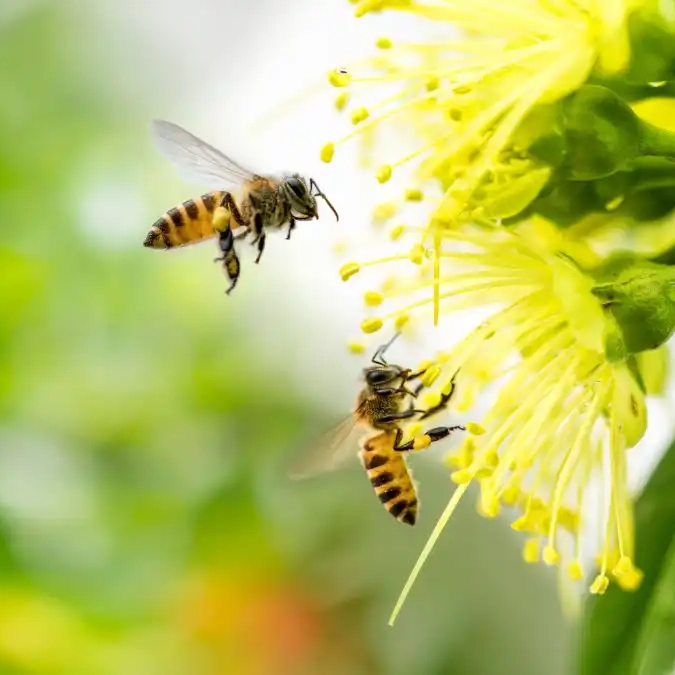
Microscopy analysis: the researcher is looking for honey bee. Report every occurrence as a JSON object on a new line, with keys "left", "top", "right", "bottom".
{"left": 293, "top": 334, "right": 464, "bottom": 525}
{"left": 145, "top": 120, "right": 339, "bottom": 293}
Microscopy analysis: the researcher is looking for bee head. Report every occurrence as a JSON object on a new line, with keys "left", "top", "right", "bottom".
{"left": 364, "top": 365, "right": 403, "bottom": 390}
{"left": 282, "top": 174, "right": 317, "bottom": 219}
{"left": 281, "top": 175, "right": 340, "bottom": 222}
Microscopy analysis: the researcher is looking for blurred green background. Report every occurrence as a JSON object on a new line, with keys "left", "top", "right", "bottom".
{"left": 0, "top": 2, "right": 571, "bottom": 674}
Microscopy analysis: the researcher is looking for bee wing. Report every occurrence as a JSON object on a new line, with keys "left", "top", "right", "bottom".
{"left": 289, "top": 407, "right": 366, "bottom": 480}
{"left": 152, "top": 120, "right": 257, "bottom": 189}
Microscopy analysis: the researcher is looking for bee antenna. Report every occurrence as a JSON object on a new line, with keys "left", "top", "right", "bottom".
{"left": 371, "top": 331, "right": 402, "bottom": 365}
{"left": 310, "top": 178, "right": 339, "bottom": 221}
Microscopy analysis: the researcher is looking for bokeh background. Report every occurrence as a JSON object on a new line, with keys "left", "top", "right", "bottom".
{"left": 7, "top": 1, "right": 667, "bottom": 673}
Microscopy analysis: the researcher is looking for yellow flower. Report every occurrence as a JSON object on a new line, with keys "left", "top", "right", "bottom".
{"left": 343, "top": 220, "right": 648, "bottom": 624}
{"left": 324, "top": 0, "right": 638, "bottom": 322}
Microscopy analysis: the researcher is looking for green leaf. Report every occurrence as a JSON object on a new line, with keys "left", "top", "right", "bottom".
{"left": 580, "top": 436, "right": 675, "bottom": 674}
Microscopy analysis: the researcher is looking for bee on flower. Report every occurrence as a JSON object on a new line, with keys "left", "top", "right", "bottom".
{"left": 317, "top": 0, "right": 675, "bottom": 626}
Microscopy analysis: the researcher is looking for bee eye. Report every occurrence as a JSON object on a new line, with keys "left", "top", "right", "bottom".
{"left": 366, "top": 369, "right": 393, "bottom": 386}
{"left": 287, "top": 177, "right": 306, "bottom": 198}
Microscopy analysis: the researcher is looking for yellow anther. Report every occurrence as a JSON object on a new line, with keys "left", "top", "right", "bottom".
{"left": 339, "top": 261, "right": 360, "bottom": 281}
{"left": 334, "top": 92, "right": 349, "bottom": 111}
{"left": 501, "top": 484, "right": 520, "bottom": 506}
{"left": 542, "top": 545, "right": 560, "bottom": 565}
{"left": 376, "top": 164, "right": 392, "bottom": 183}
{"left": 320, "top": 142, "right": 335, "bottom": 163}
{"left": 450, "top": 468, "right": 474, "bottom": 485}
{"left": 350, "top": 106, "right": 370, "bottom": 125}
{"left": 376, "top": 37, "right": 393, "bottom": 48}
{"left": 421, "top": 365, "right": 441, "bottom": 387}
{"left": 511, "top": 515, "right": 535, "bottom": 533}
{"left": 612, "top": 555, "right": 634, "bottom": 578}
{"left": 425, "top": 76, "right": 440, "bottom": 92}
{"left": 361, "top": 317, "right": 383, "bottom": 334}
{"left": 409, "top": 243, "right": 425, "bottom": 265}
{"left": 390, "top": 224, "right": 406, "bottom": 241}
{"left": 448, "top": 108, "right": 463, "bottom": 122}
{"left": 394, "top": 314, "right": 410, "bottom": 330}
{"left": 523, "top": 539, "right": 540, "bottom": 563}
{"left": 479, "top": 490, "right": 500, "bottom": 518}
{"left": 416, "top": 359, "right": 433, "bottom": 372}
{"left": 404, "top": 188, "right": 423, "bottom": 201}
{"left": 348, "top": 341, "right": 366, "bottom": 354}
{"left": 372, "top": 202, "right": 397, "bottom": 224}
{"left": 421, "top": 391, "right": 442, "bottom": 409}
{"left": 616, "top": 567, "right": 643, "bottom": 591}
{"left": 454, "top": 84, "right": 472, "bottom": 94}
{"left": 484, "top": 450, "right": 499, "bottom": 468}
{"left": 590, "top": 574, "right": 609, "bottom": 595}
{"left": 567, "top": 560, "right": 584, "bottom": 581}
{"left": 364, "top": 290, "right": 384, "bottom": 307}
{"left": 212, "top": 206, "right": 231, "bottom": 232}
{"left": 466, "top": 422, "right": 485, "bottom": 436}
{"left": 328, "top": 68, "right": 351, "bottom": 87}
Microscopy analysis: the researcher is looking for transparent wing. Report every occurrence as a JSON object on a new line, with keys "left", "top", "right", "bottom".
{"left": 289, "top": 407, "right": 366, "bottom": 480}
{"left": 152, "top": 120, "right": 257, "bottom": 189}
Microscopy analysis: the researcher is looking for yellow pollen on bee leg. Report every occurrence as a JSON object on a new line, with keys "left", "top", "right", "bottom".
{"left": 411, "top": 435, "right": 432, "bottom": 451}
{"left": 212, "top": 206, "right": 231, "bottom": 232}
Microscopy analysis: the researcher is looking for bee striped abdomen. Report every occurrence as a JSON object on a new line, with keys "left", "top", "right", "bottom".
{"left": 361, "top": 432, "right": 419, "bottom": 526}
{"left": 144, "top": 191, "right": 226, "bottom": 249}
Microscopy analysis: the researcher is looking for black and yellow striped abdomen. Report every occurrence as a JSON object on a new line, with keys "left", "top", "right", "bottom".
{"left": 361, "top": 431, "right": 419, "bottom": 526}
{"left": 144, "top": 191, "right": 226, "bottom": 249}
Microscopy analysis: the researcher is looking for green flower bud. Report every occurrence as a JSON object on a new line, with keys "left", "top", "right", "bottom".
{"left": 559, "top": 85, "right": 675, "bottom": 181}
{"left": 591, "top": 255, "right": 675, "bottom": 354}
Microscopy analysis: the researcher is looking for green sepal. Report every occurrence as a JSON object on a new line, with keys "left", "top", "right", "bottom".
{"left": 591, "top": 256, "right": 675, "bottom": 354}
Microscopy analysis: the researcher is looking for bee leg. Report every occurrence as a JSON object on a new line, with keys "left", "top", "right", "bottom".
{"left": 215, "top": 228, "right": 241, "bottom": 294}
{"left": 375, "top": 409, "right": 425, "bottom": 425}
{"left": 394, "top": 425, "right": 466, "bottom": 452}
{"left": 255, "top": 233, "right": 266, "bottom": 264}
{"left": 417, "top": 370, "right": 460, "bottom": 420}
{"left": 286, "top": 217, "right": 296, "bottom": 241}
{"left": 252, "top": 213, "right": 266, "bottom": 264}
{"left": 220, "top": 192, "right": 247, "bottom": 229}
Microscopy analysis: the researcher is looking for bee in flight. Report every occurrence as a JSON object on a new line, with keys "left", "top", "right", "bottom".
{"left": 292, "top": 334, "right": 465, "bottom": 525}
{"left": 145, "top": 120, "right": 339, "bottom": 293}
